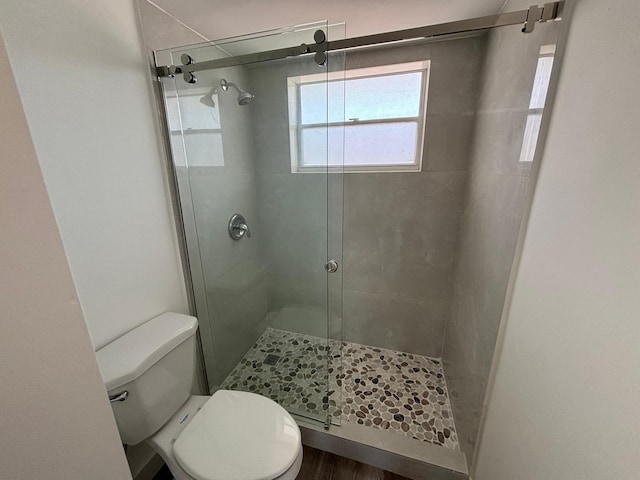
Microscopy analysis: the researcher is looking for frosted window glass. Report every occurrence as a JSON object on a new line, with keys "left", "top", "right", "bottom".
{"left": 300, "top": 83, "right": 328, "bottom": 125}
{"left": 300, "top": 72, "right": 422, "bottom": 124}
{"left": 302, "top": 123, "right": 417, "bottom": 167}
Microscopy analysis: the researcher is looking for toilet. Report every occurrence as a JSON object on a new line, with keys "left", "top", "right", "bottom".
{"left": 96, "top": 312, "right": 303, "bottom": 480}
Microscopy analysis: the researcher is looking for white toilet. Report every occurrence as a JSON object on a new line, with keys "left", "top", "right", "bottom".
{"left": 96, "top": 312, "right": 303, "bottom": 480}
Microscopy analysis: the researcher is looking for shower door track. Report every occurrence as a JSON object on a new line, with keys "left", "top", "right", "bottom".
{"left": 156, "top": 2, "right": 563, "bottom": 79}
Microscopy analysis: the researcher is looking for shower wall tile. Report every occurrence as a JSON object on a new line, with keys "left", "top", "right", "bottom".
{"left": 442, "top": 10, "right": 561, "bottom": 466}
{"left": 256, "top": 171, "right": 328, "bottom": 311}
{"left": 249, "top": 57, "right": 333, "bottom": 319}
{"left": 176, "top": 66, "right": 269, "bottom": 387}
{"left": 442, "top": 320, "right": 485, "bottom": 459}
{"left": 188, "top": 168, "right": 270, "bottom": 386}
{"left": 343, "top": 171, "right": 466, "bottom": 313}
{"left": 340, "top": 38, "right": 484, "bottom": 357}
{"left": 423, "top": 113, "right": 476, "bottom": 172}
{"left": 427, "top": 36, "right": 487, "bottom": 116}
{"left": 343, "top": 289, "right": 448, "bottom": 356}
{"left": 467, "top": 110, "right": 532, "bottom": 177}
{"left": 250, "top": 37, "right": 485, "bottom": 358}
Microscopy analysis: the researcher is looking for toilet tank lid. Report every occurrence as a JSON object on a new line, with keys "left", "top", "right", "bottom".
{"left": 96, "top": 312, "right": 198, "bottom": 391}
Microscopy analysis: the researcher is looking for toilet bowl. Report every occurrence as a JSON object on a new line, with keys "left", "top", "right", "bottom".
{"left": 96, "top": 313, "right": 303, "bottom": 480}
{"left": 149, "top": 392, "right": 303, "bottom": 480}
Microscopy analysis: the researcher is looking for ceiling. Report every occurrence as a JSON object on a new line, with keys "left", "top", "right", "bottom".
{"left": 150, "top": 0, "right": 508, "bottom": 41}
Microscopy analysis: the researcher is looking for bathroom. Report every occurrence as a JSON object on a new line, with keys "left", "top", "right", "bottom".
{"left": 1, "top": 1, "right": 639, "bottom": 480}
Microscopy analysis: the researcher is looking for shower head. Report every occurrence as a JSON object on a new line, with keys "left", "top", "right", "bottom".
{"left": 199, "top": 89, "right": 216, "bottom": 108}
{"left": 220, "top": 78, "right": 254, "bottom": 106}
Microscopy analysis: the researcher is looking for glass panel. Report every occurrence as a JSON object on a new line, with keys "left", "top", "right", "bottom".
{"left": 157, "top": 22, "right": 344, "bottom": 426}
{"left": 442, "top": 24, "right": 562, "bottom": 464}
{"left": 302, "top": 123, "right": 418, "bottom": 167}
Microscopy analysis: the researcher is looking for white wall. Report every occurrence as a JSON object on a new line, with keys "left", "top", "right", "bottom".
{"left": 475, "top": 1, "right": 640, "bottom": 478}
{"left": 0, "top": 30, "right": 132, "bottom": 480}
{"left": 0, "top": 0, "right": 188, "bottom": 349}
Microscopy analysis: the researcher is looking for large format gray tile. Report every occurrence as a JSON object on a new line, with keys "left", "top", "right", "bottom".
{"left": 423, "top": 113, "right": 476, "bottom": 172}
{"left": 468, "top": 110, "right": 532, "bottom": 177}
{"left": 342, "top": 289, "right": 447, "bottom": 357}
{"left": 343, "top": 172, "right": 467, "bottom": 302}
{"left": 442, "top": 320, "right": 485, "bottom": 463}
{"left": 428, "top": 36, "right": 486, "bottom": 116}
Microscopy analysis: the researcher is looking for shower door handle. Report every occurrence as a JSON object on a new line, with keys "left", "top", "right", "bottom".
{"left": 325, "top": 260, "right": 339, "bottom": 273}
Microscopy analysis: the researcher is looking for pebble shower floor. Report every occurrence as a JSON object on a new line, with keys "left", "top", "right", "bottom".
{"left": 221, "top": 328, "right": 459, "bottom": 450}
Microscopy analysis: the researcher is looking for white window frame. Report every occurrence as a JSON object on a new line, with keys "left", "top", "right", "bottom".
{"left": 287, "top": 61, "right": 431, "bottom": 173}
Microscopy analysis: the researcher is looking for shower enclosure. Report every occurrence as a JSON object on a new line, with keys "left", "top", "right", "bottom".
{"left": 148, "top": 1, "right": 565, "bottom": 475}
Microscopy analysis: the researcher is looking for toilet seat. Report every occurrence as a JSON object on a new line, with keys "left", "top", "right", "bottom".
{"left": 173, "top": 390, "right": 302, "bottom": 480}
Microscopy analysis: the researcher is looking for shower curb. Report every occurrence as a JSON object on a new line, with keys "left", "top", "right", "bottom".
{"left": 298, "top": 418, "right": 469, "bottom": 480}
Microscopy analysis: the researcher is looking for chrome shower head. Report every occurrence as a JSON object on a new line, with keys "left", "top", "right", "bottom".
{"left": 220, "top": 78, "right": 254, "bottom": 106}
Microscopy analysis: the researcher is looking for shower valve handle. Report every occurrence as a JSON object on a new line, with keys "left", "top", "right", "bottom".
{"left": 236, "top": 223, "right": 251, "bottom": 238}
{"left": 228, "top": 213, "right": 251, "bottom": 240}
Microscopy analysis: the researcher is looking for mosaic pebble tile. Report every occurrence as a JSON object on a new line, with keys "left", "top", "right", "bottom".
{"left": 220, "top": 328, "right": 335, "bottom": 419}
{"left": 221, "top": 328, "right": 459, "bottom": 450}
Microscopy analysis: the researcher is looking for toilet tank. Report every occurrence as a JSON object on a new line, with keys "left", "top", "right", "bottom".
{"left": 96, "top": 313, "right": 199, "bottom": 445}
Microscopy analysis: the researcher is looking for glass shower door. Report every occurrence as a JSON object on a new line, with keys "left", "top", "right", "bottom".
{"left": 157, "top": 23, "right": 344, "bottom": 425}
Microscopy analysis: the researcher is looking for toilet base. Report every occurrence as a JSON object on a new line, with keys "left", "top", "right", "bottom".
{"left": 146, "top": 395, "right": 302, "bottom": 480}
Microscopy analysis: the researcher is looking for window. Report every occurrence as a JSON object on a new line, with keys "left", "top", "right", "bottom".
{"left": 519, "top": 44, "right": 556, "bottom": 163}
{"left": 287, "top": 61, "right": 430, "bottom": 173}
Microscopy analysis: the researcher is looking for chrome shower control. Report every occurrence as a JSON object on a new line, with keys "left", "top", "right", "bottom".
{"left": 325, "top": 260, "right": 339, "bottom": 273}
{"left": 228, "top": 214, "right": 251, "bottom": 240}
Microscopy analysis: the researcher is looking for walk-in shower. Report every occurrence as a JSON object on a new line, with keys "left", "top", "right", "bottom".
{"left": 150, "top": 1, "right": 565, "bottom": 476}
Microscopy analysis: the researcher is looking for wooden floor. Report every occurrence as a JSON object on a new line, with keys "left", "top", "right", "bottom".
{"left": 152, "top": 445, "right": 410, "bottom": 480}
{"left": 297, "top": 446, "right": 410, "bottom": 480}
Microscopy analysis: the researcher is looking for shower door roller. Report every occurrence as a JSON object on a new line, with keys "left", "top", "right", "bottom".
{"left": 325, "top": 260, "right": 339, "bottom": 273}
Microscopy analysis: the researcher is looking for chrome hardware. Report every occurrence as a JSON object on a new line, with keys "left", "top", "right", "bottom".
{"left": 315, "top": 50, "right": 327, "bottom": 67}
{"left": 325, "top": 260, "right": 339, "bottom": 273}
{"left": 181, "top": 54, "right": 194, "bottom": 65}
{"left": 183, "top": 71, "right": 197, "bottom": 84}
{"left": 522, "top": 5, "right": 542, "bottom": 33}
{"left": 522, "top": 3, "right": 558, "bottom": 33}
{"left": 299, "top": 43, "right": 310, "bottom": 55}
{"left": 314, "top": 29, "right": 327, "bottom": 66}
{"left": 228, "top": 214, "right": 251, "bottom": 240}
{"left": 156, "top": 3, "right": 563, "bottom": 78}
{"left": 109, "top": 391, "right": 128, "bottom": 402}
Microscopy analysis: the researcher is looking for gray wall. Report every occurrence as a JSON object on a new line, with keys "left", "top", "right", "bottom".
{"left": 248, "top": 57, "right": 334, "bottom": 325}
{"left": 174, "top": 65, "right": 270, "bottom": 386}
{"left": 247, "top": 37, "right": 485, "bottom": 357}
{"left": 441, "top": 8, "right": 561, "bottom": 463}
{"left": 342, "top": 38, "right": 485, "bottom": 356}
